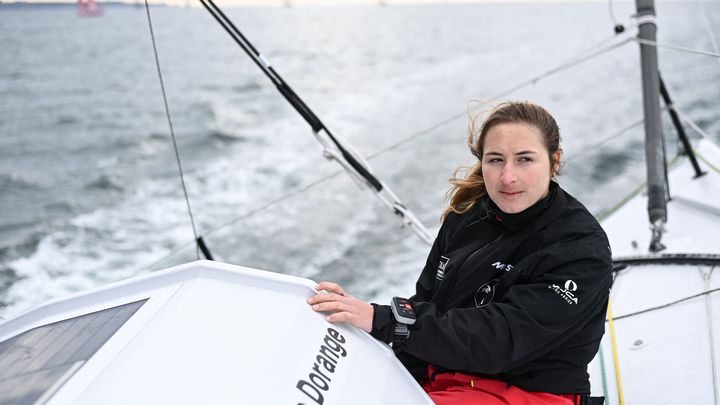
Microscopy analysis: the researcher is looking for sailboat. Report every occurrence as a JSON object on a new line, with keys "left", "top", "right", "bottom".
{"left": 582, "top": 1, "right": 720, "bottom": 403}
{"left": 590, "top": 136, "right": 720, "bottom": 404}
{"left": 77, "top": 0, "right": 103, "bottom": 17}
{"left": 1, "top": 0, "right": 719, "bottom": 404}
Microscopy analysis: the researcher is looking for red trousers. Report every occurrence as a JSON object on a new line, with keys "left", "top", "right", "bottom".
{"left": 421, "top": 368, "right": 579, "bottom": 405}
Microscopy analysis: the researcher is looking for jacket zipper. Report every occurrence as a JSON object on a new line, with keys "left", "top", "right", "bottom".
{"left": 434, "top": 232, "right": 504, "bottom": 313}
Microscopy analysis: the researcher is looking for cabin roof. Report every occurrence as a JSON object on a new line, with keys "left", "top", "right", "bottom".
{"left": 0, "top": 261, "right": 431, "bottom": 404}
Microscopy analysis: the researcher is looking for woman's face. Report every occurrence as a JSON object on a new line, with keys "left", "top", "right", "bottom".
{"left": 481, "top": 122, "right": 558, "bottom": 214}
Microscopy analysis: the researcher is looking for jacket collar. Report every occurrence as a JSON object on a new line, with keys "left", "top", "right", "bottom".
{"left": 482, "top": 181, "right": 564, "bottom": 234}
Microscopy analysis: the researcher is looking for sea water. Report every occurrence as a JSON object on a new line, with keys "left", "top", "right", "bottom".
{"left": 0, "top": 1, "right": 718, "bottom": 318}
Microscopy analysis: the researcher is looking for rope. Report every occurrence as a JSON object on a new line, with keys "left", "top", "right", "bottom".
{"left": 143, "top": 169, "right": 345, "bottom": 270}
{"left": 199, "top": 0, "right": 432, "bottom": 245}
{"left": 608, "top": 273, "right": 720, "bottom": 403}
{"left": 700, "top": 268, "right": 720, "bottom": 405}
{"left": 607, "top": 0, "right": 619, "bottom": 28}
{"left": 143, "top": 0, "right": 200, "bottom": 260}
{"left": 488, "top": 37, "right": 633, "bottom": 102}
{"left": 139, "top": 31, "right": 638, "bottom": 270}
{"left": 696, "top": 0, "right": 720, "bottom": 70}
{"left": 676, "top": 109, "right": 717, "bottom": 142}
{"left": 632, "top": 37, "right": 720, "bottom": 58}
{"left": 586, "top": 97, "right": 720, "bottom": 223}
{"left": 143, "top": 97, "right": 717, "bottom": 270}
{"left": 606, "top": 300, "right": 626, "bottom": 405}
{"left": 598, "top": 345, "right": 611, "bottom": 405}
{"left": 697, "top": 149, "right": 720, "bottom": 177}
{"left": 138, "top": 9, "right": 720, "bottom": 267}
{"left": 593, "top": 115, "right": 708, "bottom": 224}
{"left": 610, "top": 287, "right": 720, "bottom": 321}
{"left": 564, "top": 117, "right": 644, "bottom": 165}
{"left": 372, "top": 33, "right": 635, "bottom": 163}
{"left": 674, "top": 109, "right": 720, "bottom": 176}
{"left": 366, "top": 113, "right": 464, "bottom": 160}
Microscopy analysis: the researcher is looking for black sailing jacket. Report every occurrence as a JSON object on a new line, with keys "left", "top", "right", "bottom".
{"left": 371, "top": 182, "right": 613, "bottom": 394}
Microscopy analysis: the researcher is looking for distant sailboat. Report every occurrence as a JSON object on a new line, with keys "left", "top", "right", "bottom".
{"left": 77, "top": 0, "right": 103, "bottom": 17}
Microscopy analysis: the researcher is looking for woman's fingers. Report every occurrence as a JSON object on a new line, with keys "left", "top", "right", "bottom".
{"left": 325, "top": 311, "right": 356, "bottom": 324}
{"left": 323, "top": 305, "right": 372, "bottom": 333}
{"left": 315, "top": 281, "right": 346, "bottom": 296}
{"left": 311, "top": 300, "right": 352, "bottom": 313}
{"left": 307, "top": 292, "right": 347, "bottom": 305}
{"left": 308, "top": 281, "right": 374, "bottom": 333}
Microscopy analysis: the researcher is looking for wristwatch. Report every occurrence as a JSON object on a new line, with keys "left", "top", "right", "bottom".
{"left": 391, "top": 297, "right": 416, "bottom": 345}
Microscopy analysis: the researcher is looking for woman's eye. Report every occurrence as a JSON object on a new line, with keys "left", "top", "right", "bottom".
{"left": 486, "top": 158, "right": 502, "bottom": 164}
{"left": 518, "top": 156, "right": 534, "bottom": 163}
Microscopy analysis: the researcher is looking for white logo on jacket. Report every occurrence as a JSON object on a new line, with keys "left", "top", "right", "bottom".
{"left": 491, "top": 261, "right": 514, "bottom": 272}
{"left": 437, "top": 256, "right": 450, "bottom": 281}
{"left": 474, "top": 280, "right": 498, "bottom": 307}
{"left": 548, "top": 280, "right": 579, "bottom": 305}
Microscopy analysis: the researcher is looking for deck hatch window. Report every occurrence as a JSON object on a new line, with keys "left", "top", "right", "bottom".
{"left": 0, "top": 299, "right": 147, "bottom": 405}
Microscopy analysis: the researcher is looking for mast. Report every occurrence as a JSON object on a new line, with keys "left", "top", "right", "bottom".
{"left": 636, "top": 0, "right": 666, "bottom": 252}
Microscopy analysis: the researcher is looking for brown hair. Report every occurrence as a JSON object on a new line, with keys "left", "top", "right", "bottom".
{"left": 441, "top": 101, "right": 562, "bottom": 220}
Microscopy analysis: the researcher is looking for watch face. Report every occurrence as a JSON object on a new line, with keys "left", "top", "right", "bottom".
{"left": 398, "top": 301, "right": 414, "bottom": 316}
{"left": 474, "top": 279, "right": 498, "bottom": 307}
{"left": 392, "top": 297, "right": 416, "bottom": 324}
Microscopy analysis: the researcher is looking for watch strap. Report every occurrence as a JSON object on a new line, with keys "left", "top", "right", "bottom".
{"left": 393, "top": 322, "right": 410, "bottom": 345}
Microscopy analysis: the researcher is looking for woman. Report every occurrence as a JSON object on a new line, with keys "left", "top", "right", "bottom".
{"left": 308, "top": 101, "right": 612, "bottom": 404}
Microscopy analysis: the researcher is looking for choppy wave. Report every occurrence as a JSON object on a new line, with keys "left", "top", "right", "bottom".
{"left": 0, "top": 1, "right": 718, "bottom": 319}
{"left": 0, "top": 173, "right": 40, "bottom": 193}
{"left": 0, "top": 221, "right": 40, "bottom": 234}
{"left": 207, "top": 130, "right": 251, "bottom": 144}
{"left": 0, "top": 221, "right": 43, "bottom": 266}
{"left": 55, "top": 115, "right": 79, "bottom": 125}
{"left": 231, "top": 81, "right": 263, "bottom": 93}
{"left": 85, "top": 174, "right": 125, "bottom": 192}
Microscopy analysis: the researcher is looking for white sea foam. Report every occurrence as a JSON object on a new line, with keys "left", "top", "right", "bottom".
{"left": 1, "top": 1, "right": 719, "bottom": 319}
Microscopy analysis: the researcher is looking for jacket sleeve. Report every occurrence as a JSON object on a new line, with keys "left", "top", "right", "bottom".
{"left": 370, "top": 219, "right": 449, "bottom": 343}
{"left": 411, "top": 215, "right": 452, "bottom": 302}
{"left": 396, "top": 237, "right": 612, "bottom": 375}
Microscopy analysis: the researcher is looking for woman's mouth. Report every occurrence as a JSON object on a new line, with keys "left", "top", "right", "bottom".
{"left": 500, "top": 191, "right": 522, "bottom": 198}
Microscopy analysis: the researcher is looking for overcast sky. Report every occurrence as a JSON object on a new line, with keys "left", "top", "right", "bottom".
{"left": 10, "top": 0, "right": 634, "bottom": 6}
{"left": 12, "top": 0, "right": 713, "bottom": 10}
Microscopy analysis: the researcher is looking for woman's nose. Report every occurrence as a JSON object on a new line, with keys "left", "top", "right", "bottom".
{"left": 501, "top": 165, "right": 517, "bottom": 184}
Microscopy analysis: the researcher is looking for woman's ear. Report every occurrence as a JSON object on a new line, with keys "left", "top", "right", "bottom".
{"left": 552, "top": 151, "right": 563, "bottom": 176}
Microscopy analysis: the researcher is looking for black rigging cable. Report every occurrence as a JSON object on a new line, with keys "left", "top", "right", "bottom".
{"left": 141, "top": 24, "right": 641, "bottom": 270}
{"left": 376, "top": 34, "right": 635, "bottom": 162}
{"left": 610, "top": 257, "right": 720, "bottom": 321}
{"left": 144, "top": 12, "right": 709, "bottom": 269}
{"left": 143, "top": 0, "right": 213, "bottom": 261}
{"left": 198, "top": 0, "right": 383, "bottom": 192}
{"left": 659, "top": 74, "right": 706, "bottom": 178}
{"left": 197, "top": 0, "right": 433, "bottom": 245}
{"left": 610, "top": 288, "right": 720, "bottom": 321}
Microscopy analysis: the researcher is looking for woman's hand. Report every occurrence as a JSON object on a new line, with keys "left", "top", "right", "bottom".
{"left": 307, "top": 281, "right": 374, "bottom": 333}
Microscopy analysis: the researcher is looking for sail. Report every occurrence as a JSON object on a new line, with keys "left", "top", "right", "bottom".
{"left": 77, "top": 0, "right": 103, "bottom": 17}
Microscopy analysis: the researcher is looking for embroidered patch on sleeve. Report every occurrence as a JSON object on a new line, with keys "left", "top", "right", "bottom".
{"left": 437, "top": 256, "right": 450, "bottom": 281}
{"left": 548, "top": 280, "right": 579, "bottom": 305}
